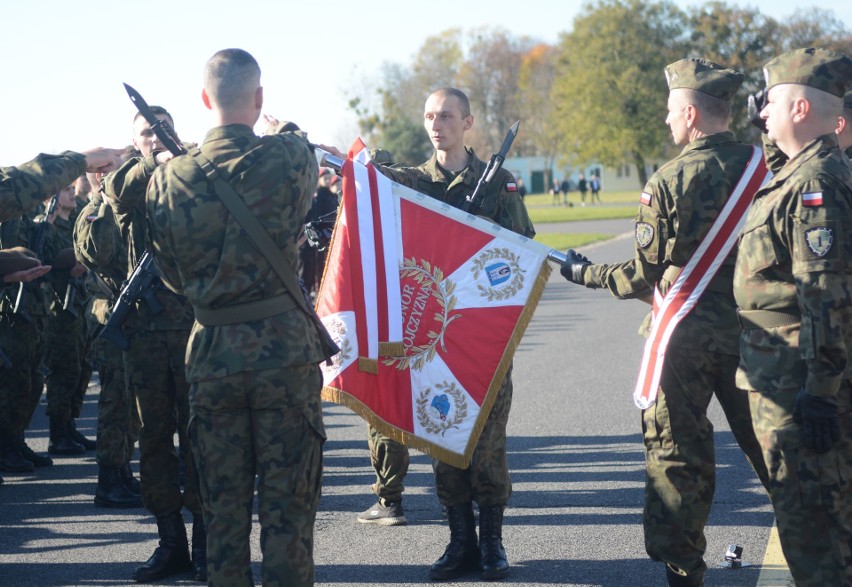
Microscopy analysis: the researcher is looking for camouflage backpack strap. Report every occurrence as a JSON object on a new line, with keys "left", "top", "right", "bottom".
{"left": 190, "top": 150, "right": 340, "bottom": 362}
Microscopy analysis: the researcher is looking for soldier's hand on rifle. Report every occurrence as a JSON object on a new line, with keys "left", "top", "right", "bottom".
{"left": 747, "top": 89, "right": 768, "bottom": 133}
{"left": 81, "top": 147, "right": 125, "bottom": 173}
{"left": 154, "top": 150, "right": 177, "bottom": 166}
{"left": 560, "top": 249, "right": 591, "bottom": 285}
{"left": 793, "top": 387, "right": 840, "bottom": 453}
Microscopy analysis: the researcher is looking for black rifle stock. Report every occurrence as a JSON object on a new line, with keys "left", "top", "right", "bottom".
{"left": 12, "top": 195, "right": 58, "bottom": 322}
{"left": 99, "top": 249, "right": 163, "bottom": 350}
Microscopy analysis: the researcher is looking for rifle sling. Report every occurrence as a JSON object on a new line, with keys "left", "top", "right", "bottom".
{"left": 190, "top": 150, "right": 320, "bottom": 327}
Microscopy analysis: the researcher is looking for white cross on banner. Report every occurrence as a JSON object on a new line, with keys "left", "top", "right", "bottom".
{"left": 316, "top": 140, "right": 552, "bottom": 468}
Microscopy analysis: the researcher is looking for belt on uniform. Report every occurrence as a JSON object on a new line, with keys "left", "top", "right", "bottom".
{"left": 737, "top": 308, "right": 800, "bottom": 330}
{"left": 193, "top": 293, "right": 296, "bottom": 326}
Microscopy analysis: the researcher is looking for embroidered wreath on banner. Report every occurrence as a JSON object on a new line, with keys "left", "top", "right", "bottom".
{"left": 324, "top": 315, "right": 353, "bottom": 371}
{"left": 471, "top": 247, "right": 525, "bottom": 301}
{"left": 383, "top": 257, "right": 460, "bottom": 372}
{"left": 415, "top": 381, "right": 468, "bottom": 436}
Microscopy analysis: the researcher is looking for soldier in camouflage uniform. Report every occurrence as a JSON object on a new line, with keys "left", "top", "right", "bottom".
{"left": 0, "top": 195, "right": 60, "bottom": 473}
{"left": 74, "top": 185, "right": 142, "bottom": 508}
{"left": 103, "top": 107, "right": 204, "bottom": 582}
{"left": 0, "top": 149, "right": 122, "bottom": 223}
{"left": 366, "top": 87, "right": 533, "bottom": 582}
{"left": 145, "top": 48, "right": 325, "bottom": 587}
{"left": 838, "top": 90, "right": 852, "bottom": 156}
{"left": 43, "top": 182, "right": 96, "bottom": 457}
{"left": 560, "top": 59, "right": 771, "bottom": 587}
{"left": 733, "top": 48, "right": 852, "bottom": 587}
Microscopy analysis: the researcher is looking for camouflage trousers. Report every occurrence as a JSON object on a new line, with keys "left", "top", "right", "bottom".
{"left": 0, "top": 313, "right": 46, "bottom": 435}
{"left": 44, "top": 309, "right": 92, "bottom": 421}
{"left": 433, "top": 368, "right": 513, "bottom": 508}
{"left": 189, "top": 364, "right": 325, "bottom": 587}
{"left": 367, "top": 425, "right": 410, "bottom": 502}
{"left": 92, "top": 336, "right": 138, "bottom": 468}
{"left": 124, "top": 327, "right": 200, "bottom": 517}
{"left": 749, "top": 381, "right": 852, "bottom": 587}
{"left": 642, "top": 347, "right": 769, "bottom": 579}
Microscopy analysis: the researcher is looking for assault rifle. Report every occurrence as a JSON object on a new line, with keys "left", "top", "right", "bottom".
{"left": 12, "top": 194, "right": 58, "bottom": 322}
{"left": 99, "top": 249, "right": 162, "bottom": 350}
{"left": 98, "top": 83, "right": 185, "bottom": 349}
{"left": 462, "top": 121, "right": 519, "bottom": 214}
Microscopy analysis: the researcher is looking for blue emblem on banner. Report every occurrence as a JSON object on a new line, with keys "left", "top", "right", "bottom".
{"left": 485, "top": 262, "right": 511, "bottom": 286}
{"left": 430, "top": 394, "right": 451, "bottom": 421}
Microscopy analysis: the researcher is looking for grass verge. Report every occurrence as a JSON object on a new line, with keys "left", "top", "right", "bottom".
{"left": 534, "top": 232, "right": 614, "bottom": 251}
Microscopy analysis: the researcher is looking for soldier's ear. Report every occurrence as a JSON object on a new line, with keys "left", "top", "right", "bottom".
{"left": 464, "top": 114, "right": 473, "bottom": 131}
{"left": 255, "top": 86, "right": 264, "bottom": 110}
{"left": 201, "top": 88, "right": 212, "bottom": 111}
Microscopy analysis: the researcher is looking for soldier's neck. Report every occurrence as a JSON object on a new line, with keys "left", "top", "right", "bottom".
{"left": 435, "top": 147, "right": 468, "bottom": 172}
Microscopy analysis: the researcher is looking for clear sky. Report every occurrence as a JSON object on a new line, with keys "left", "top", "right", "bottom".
{"left": 1, "top": 0, "right": 848, "bottom": 164}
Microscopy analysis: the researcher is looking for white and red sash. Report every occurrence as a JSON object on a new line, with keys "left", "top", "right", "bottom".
{"left": 633, "top": 146, "right": 770, "bottom": 409}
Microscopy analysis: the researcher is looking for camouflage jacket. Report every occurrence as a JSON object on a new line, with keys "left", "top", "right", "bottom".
{"left": 146, "top": 123, "right": 324, "bottom": 382}
{"left": 74, "top": 192, "right": 128, "bottom": 325}
{"left": 584, "top": 132, "right": 755, "bottom": 355}
{"left": 103, "top": 154, "right": 193, "bottom": 331}
{"left": 43, "top": 210, "right": 89, "bottom": 315}
{"left": 0, "top": 152, "right": 86, "bottom": 223}
{"left": 734, "top": 133, "right": 852, "bottom": 396}
{"left": 0, "top": 214, "right": 56, "bottom": 317}
{"left": 378, "top": 148, "right": 535, "bottom": 237}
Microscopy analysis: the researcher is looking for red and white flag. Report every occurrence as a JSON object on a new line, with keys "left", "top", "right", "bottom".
{"left": 633, "top": 146, "right": 770, "bottom": 409}
{"left": 316, "top": 140, "right": 551, "bottom": 467}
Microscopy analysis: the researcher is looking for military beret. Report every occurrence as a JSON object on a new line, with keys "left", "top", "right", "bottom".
{"left": 0, "top": 247, "right": 39, "bottom": 276}
{"left": 763, "top": 48, "right": 852, "bottom": 98}
{"left": 844, "top": 90, "right": 852, "bottom": 110}
{"left": 664, "top": 58, "right": 743, "bottom": 100}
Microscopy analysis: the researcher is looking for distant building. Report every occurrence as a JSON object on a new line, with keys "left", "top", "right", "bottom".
{"left": 506, "top": 156, "right": 665, "bottom": 194}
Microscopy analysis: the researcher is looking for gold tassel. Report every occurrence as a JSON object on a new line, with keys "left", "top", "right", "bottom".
{"left": 379, "top": 341, "right": 405, "bottom": 357}
{"left": 357, "top": 357, "right": 378, "bottom": 374}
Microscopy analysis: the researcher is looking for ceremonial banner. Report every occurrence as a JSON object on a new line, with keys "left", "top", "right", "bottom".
{"left": 316, "top": 140, "right": 552, "bottom": 467}
{"left": 633, "top": 146, "right": 770, "bottom": 409}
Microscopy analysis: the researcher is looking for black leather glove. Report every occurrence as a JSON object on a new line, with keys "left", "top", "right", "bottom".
{"left": 793, "top": 388, "right": 840, "bottom": 453}
{"left": 560, "top": 249, "right": 591, "bottom": 284}
{"left": 747, "top": 89, "right": 768, "bottom": 133}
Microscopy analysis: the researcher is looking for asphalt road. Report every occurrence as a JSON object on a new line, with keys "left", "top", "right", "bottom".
{"left": 0, "top": 224, "right": 780, "bottom": 587}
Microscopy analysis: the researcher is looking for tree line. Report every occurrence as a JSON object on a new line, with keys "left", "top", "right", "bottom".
{"left": 348, "top": 0, "right": 851, "bottom": 186}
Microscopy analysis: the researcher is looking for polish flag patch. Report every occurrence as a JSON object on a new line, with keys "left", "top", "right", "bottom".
{"left": 506, "top": 182, "right": 517, "bottom": 192}
{"left": 640, "top": 192, "right": 652, "bottom": 205}
{"left": 802, "top": 192, "right": 823, "bottom": 207}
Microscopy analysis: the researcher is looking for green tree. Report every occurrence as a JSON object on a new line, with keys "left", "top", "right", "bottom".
{"left": 686, "top": 2, "right": 782, "bottom": 144}
{"left": 780, "top": 8, "right": 852, "bottom": 53}
{"left": 551, "top": 0, "right": 689, "bottom": 186}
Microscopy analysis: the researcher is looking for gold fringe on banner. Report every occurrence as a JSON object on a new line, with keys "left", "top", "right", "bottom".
{"left": 358, "top": 357, "right": 378, "bottom": 374}
{"left": 378, "top": 341, "right": 405, "bottom": 357}
{"left": 321, "top": 260, "right": 553, "bottom": 469}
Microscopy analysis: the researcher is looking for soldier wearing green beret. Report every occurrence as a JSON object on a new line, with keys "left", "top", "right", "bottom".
{"left": 146, "top": 48, "right": 325, "bottom": 587}
{"left": 734, "top": 47, "right": 852, "bottom": 587}
{"left": 560, "top": 58, "right": 771, "bottom": 587}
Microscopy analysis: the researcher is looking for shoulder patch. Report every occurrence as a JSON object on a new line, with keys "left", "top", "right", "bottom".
{"left": 505, "top": 181, "right": 517, "bottom": 192}
{"left": 640, "top": 192, "right": 652, "bottom": 206}
{"left": 802, "top": 192, "right": 823, "bottom": 207}
{"left": 635, "top": 222, "right": 654, "bottom": 248}
{"left": 804, "top": 227, "right": 832, "bottom": 257}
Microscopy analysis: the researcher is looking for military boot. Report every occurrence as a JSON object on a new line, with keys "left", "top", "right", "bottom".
{"left": 94, "top": 465, "right": 143, "bottom": 508}
{"left": 429, "top": 502, "right": 480, "bottom": 581}
{"left": 16, "top": 432, "right": 52, "bottom": 467}
{"left": 121, "top": 462, "right": 141, "bottom": 495}
{"left": 191, "top": 514, "right": 207, "bottom": 582}
{"left": 479, "top": 505, "right": 509, "bottom": 580}
{"left": 48, "top": 418, "right": 85, "bottom": 456}
{"left": 0, "top": 431, "right": 35, "bottom": 473}
{"left": 67, "top": 419, "right": 96, "bottom": 451}
{"left": 132, "top": 510, "right": 193, "bottom": 582}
